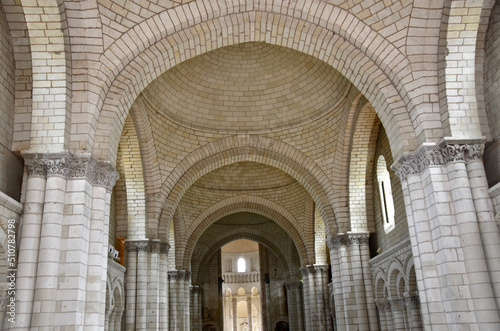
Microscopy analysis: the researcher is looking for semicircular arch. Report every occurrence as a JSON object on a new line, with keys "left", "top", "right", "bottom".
{"left": 90, "top": 1, "right": 420, "bottom": 166}
{"left": 192, "top": 230, "right": 291, "bottom": 285}
{"left": 179, "top": 196, "right": 310, "bottom": 270}
{"left": 159, "top": 136, "right": 337, "bottom": 240}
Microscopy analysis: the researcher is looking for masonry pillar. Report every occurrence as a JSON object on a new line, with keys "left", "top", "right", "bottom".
{"left": 191, "top": 285, "right": 202, "bottom": 330}
{"left": 246, "top": 295, "right": 253, "bottom": 330}
{"left": 404, "top": 293, "right": 422, "bottom": 330}
{"left": 232, "top": 297, "right": 238, "bottom": 331}
{"left": 159, "top": 243, "right": 170, "bottom": 330}
{"left": 14, "top": 153, "right": 118, "bottom": 330}
{"left": 327, "top": 232, "right": 376, "bottom": 330}
{"left": 169, "top": 270, "right": 191, "bottom": 330}
{"left": 285, "top": 281, "right": 304, "bottom": 331}
{"left": 374, "top": 299, "right": 389, "bottom": 330}
{"left": 389, "top": 297, "right": 406, "bottom": 330}
{"left": 15, "top": 155, "right": 47, "bottom": 329}
{"left": 393, "top": 140, "right": 500, "bottom": 329}
{"left": 300, "top": 265, "right": 332, "bottom": 331}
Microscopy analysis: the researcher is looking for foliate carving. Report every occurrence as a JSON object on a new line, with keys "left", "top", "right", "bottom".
{"left": 149, "top": 241, "right": 161, "bottom": 254}
{"left": 300, "top": 265, "right": 328, "bottom": 278}
{"left": 160, "top": 242, "right": 171, "bottom": 255}
{"left": 168, "top": 270, "right": 191, "bottom": 281}
{"left": 392, "top": 139, "right": 485, "bottom": 181}
{"left": 326, "top": 234, "right": 349, "bottom": 250}
{"left": 125, "top": 240, "right": 149, "bottom": 253}
{"left": 24, "top": 157, "right": 46, "bottom": 177}
{"left": 90, "top": 162, "right": 119, "bottom": 191}
{"left": 22, "top": 152, "right": 119, "bottom": 190}
{"left": 327, "top": 233, "right": 369, "bottom": 249}
{"left": 375, "top": 299, "right": 389, "bottom": 311}
{"left": 45, "top": 155, "right": 71, "bottom": 176}
{"left": 405, "top": 294, "right": 421, "bottom": 309}
{"left": 389, "top": 297, "right": 406, "bottom": 311}
{"left": 348, "top": 233, "right": 370, "bottom": 246}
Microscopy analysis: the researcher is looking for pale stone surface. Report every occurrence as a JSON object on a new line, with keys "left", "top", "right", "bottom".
{"left": 0, "top": 0, "right": 499, "bottom": 330}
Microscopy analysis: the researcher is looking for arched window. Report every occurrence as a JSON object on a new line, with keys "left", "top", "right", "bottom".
{"left": 237, "top": 257, "right": 246, "bottom": 273}
{"left": 377, "top": 156, "right": 395, "bottom": 233}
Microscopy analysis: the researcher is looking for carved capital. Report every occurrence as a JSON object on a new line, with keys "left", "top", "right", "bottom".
{"left": 375, "top": 298, "right": 389, "bottom": 311}
{"left": 300, "top": 264, "right": 329, "bottom": 278}
{"left": 326, "top": 234, "right": 350, "bottom": 250}
{"left": 405, "top": 294, "right": 421, "bottom": 310}
{"left": 169, "top": 270, "right": 191, "bottom": 282}
{"left": 160, "top": 242, "right": 171, "bottom": 255}
{"left": 347, "top": 232, "right": 370, "bottom": 246}
{"left": 148, "top": 240, "right": 161, "bottom": 254}
{"left": 125, "top": 240, "right": 149, "bottom": 253}
{"left": 22, "top": 152, "right": 119, "bottom": 191}
{"left": 388, "top": 297, "right": 406, "bottom": 311}
{"left": 392, "top": 139, "right": 485, "bottom": 181}
{"left": 24, "top": 156, "right": 46, "bottom": 177}
{"left": 285, "top": 281, "right": 302, "bottom": 291}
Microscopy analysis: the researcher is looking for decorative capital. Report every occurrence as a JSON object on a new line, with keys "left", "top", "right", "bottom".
{"left": 300, "top": 264, "right": 329, "bottom": 278}
{"left": 160, "top": 242, "right": 171, "bottom": 254}
{"left": 392, "top": 139, "right": 485, "bottom": 181}
{"left": 405, "top": 294, "right": 421, "bottom": 309}
{"left": 326, "top": 234, "right": 349, "bottom": 250}
{"left": 347, "top": 232, "right": 370, "bottom": 246}
{"left": 388, "top": 297, "right": 406, "bottom": 311}
{"left": 285, "top": 281, "right": 302, "bottom": 291}
{"left": 168, "top": 270, "right": 191, "bottom": 281}
{"left": 125, "top": 240, "right": 149, "bottom": 253}
{"left": 375, "top": 298, "right": 389, "bottom": 311}
{"left": 22, "top": 152, "right": 119, "bottom": 191}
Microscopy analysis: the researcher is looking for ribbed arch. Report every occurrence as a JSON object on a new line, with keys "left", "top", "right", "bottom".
{"left": 179, "top": 195, "right": 310, "bottom": 270}
{"left": 157, "top": 135, "right": 337, "bottom": 240}
{"left": 89, "top": 0, "right": 422, "bottom": 167}
{"left": 192, "top": 231, "right": 291, "bottom": 285}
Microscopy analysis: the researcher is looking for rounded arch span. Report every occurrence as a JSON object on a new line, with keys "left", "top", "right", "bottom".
{"left": 157, "top": 135, "right": 337, "bottom": 240}
{"left": 192, "top": 231, "right": 291, "bottom": 285}
{"left": 90, "top": 0, "right": 422, "bottom": 165}
{"left": 386, "top": 259, "right": 404, "bottom": 298}
{"left": 438, "top": 0, "right": 494, "bottom": 139}
{"left": 178, "top": 195, "right": 310, "bottom": 270}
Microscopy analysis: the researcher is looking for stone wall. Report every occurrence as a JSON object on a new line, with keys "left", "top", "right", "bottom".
{"left": 484, "top": 2, "right": 500, "bottom": 187}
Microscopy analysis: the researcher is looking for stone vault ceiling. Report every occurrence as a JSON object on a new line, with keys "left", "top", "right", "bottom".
{"left": 191, "top": 162, "right": 297, "bottom": 192}
{"left": 142, "top": 42, "right": 351, "bottom": 133}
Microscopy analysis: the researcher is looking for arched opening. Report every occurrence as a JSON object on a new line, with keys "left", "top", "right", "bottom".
{"left": 221, "top": 239, "right": 262, "bottom": 331}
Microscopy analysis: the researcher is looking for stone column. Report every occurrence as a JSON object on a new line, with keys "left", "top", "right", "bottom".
{"left": 125, "top": 241, "right": 138, "bottom": 331}
{"left": 147, "top": 240, "right": 161, "bottom": 329}
{"left": 404, "top": 293, "right": 422, "bottom": 330}
{"left": 388, "top": 297, "right": 406, "bottom": 330}
{"left": 327, "top": 233, "right": 375, "bottom": 330}
{"left": 466, "top": 159, "right": 500, "bottom": 311}
{"left": 300, "top": 265, "right": 332, "bottom": 331}
{"left": 247, "top": 295, "right": 253, "bottom": 330}
{"left": 169, "top": 270, "right": 191, "bottom": 330}
{"left": 232, "top": 297, "right": 238, "bottom": 331}
{"left": 159, "top": 243, "right": 170, "bottom": 330}
{"left": 15, "top": 155, "right": 47, "bottom": 329}
{"left": 393, "top": 140, "right": 500, "bottom": 329}
{"left": 191, "top": 285, "right": 202, "bottom": 330}
{"left": 276, "top": 281, "right": 287, "bottom": 317}
{"left": 375, "top": 299, "right": 389, "bottom": 330}
{"left": 114, "top": 307, "right": 124, "bottom": 331}
{"left": 15, "top": 153, "right": 119, "bottom": 330}
{"left": 285, "top": 281, "right": 304, "bottom": 331}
